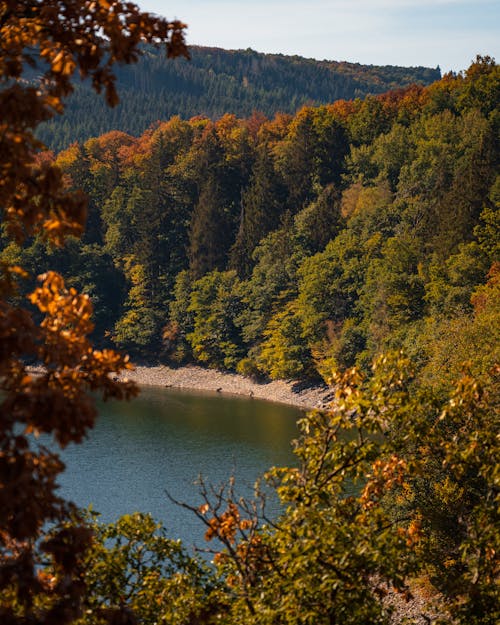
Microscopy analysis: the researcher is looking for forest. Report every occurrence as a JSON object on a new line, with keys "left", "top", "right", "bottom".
{"left": 36, "top": 44, "right": 440, "bottom": 151}
{"left": 4, "top": 56, "right": 497, "bottom": 391}
{"left": 0, "top": 2, "right": 498, "bottom": 623}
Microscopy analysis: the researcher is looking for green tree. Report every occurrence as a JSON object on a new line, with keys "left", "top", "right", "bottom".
{"left": 348, "top": 122, "right": 412, "bottom": 190}
{"left": 297, "top": 229, "right": 364, "bottom": 343}
{"left": 397, "top": 109, "right": 496, "bottom": 257}
{"left": 187, "top": 270, "right": 245, "bottom": 370}
{"left": 424, "top": 242, "right": 490, "bottom": 317}
{"left": 188, "top": 176, "right": 236, "bottom": 278}
{"left": 274, "top": 107, "right": 348, "bottom": 213}
{"left": 112, "top": 259, "right": 160, "bottom": 355}
{"left": 347, "top": 95, "right": 392, "bottom": 145}
{"left": 164, "top": 269, "right": 196, "bottom": 363}
{"left": 359, "top": 234, "right": 425, "bottom": 357}
{"left": 294, "top": 184, "right": 343, "bottom": 255}
{"left": 73, "top": 512, "right": 224, "bottom": 625}
{"left": 101, "top": 186, "right": 135, "bottom": 262}
{"left": 230, "top": 144, "right": 287, "bottom": 277}
{"left": 236, "top": 223, "right": 304, "bottom": 348}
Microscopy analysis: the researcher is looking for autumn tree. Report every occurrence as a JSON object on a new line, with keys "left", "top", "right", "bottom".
{"left": 0, "top": 2, "right": 187, "bottom": 623}
{"left": 186, "top": 355, "right": 499, "bottom": 625}
{"left": 256, "top": 300, "right": 312, "bottom": 380}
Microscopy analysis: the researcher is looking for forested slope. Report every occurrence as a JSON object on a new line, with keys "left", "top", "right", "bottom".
{"left": 4, "top": 56, "right": 498, "bottom": 391}
{"left": 37, "top": 45, "right": 440, "bottom": 151}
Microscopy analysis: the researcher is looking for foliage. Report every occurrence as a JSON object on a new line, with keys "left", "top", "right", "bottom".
{"left": 75, "top": 512, "right": 225, "bottom": 625}
{"left": 0, "top": 3, "right": 187, "bottom": 623}
{"left": 184, "top": 355, "right": 499, "bottom": 625}
{"left": 165, "top": 269, "right": 195, "bottom": 363}
{"left": 229, "top": 143, "right": 287, "bottom": 277}
{"left": 14, "top": 353, "right": 494, "bottom": 625}
{"left": 33, "top": 353, "right": 495, "bottom": 625}
{"left": 359, "top": 234, "right": 425, "bottom": 354}
{"left": 186, "top": 270, "right": 244, "bottom": 370}
{"left": 297, "top": 229, "right": 364, "bottom": 342}
{"left": 112, "top": 258, "right": 161, "bottom": 354}
{"left": 420, "top": 262, "right": 500, "bottom": 386}
{"left": 256, "top": 301, "right": 311, "bottom": 380}
{"left": 3, "top": 4, "right": 497, "bottom": 625}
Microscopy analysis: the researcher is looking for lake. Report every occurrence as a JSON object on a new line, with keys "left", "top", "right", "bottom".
{"left": 55, "top": 387, "right": 303, "bottom": 549}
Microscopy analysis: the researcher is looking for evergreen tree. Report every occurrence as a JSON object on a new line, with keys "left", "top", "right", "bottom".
{"left": 188, "top": 176, "right": 235, "bottom": 278}
{"left": 229, "top": 144, "right": 287, "bottom": 277}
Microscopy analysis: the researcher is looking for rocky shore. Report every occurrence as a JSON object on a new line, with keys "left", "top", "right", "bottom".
{"left": 121, "top": 364, "right": 332, "bottom": 412}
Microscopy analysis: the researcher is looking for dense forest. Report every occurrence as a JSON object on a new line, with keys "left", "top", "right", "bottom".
{"left": 7, "top": 56, "right": 497, "bottom": 392}
{"left": 36, "top": 45, "right": 441, "bottom": 151}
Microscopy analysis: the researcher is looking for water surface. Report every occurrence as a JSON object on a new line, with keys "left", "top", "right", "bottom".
{"left": 56, "top": 387, "right": 302, "bottom": 548}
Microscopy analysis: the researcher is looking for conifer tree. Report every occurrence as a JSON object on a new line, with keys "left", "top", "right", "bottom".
{"left": 230, "top": 144, "right": 287, "bottom": 277}
{"left": 188, "top": 176, "right": 235, "bottom": 278}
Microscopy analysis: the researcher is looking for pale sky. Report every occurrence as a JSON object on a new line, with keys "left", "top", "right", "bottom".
{"left": 139, "top": 0, "right": 499, "bottom": 73}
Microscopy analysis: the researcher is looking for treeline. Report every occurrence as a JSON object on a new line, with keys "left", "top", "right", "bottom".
{"left": 3, "top": 56, "right": 498, "bottom": 388}
{"left": 37, "top": 45, "right": 440, "bottom": 152}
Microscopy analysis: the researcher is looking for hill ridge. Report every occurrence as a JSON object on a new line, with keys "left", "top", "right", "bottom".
{"left": 38, "top": 44, "right": 441, "bottom": 151}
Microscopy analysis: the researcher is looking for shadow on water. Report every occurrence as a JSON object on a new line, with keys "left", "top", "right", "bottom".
{"left": 55, "top": 387, "right": 303, "bottom": 550}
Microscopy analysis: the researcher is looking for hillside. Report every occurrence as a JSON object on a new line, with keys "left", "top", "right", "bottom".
{"left": 9, "top": 55, "right": 496, "bottom": 385}
{"left": 37, "top": 45, "right": 440, "bottom": 151}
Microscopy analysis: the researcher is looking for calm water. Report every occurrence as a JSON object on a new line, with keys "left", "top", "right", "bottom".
{"left": 55, "top": 387, "right": 302, "bottom": 548}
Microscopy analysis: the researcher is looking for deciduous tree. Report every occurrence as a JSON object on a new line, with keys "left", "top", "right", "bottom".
{"left": 0, "top": 2, "right": 187, "bottom": 623}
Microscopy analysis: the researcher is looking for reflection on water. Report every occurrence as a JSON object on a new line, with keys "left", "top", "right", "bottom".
{"left": 56, "top": 387, "right": 302, "bottom": 548}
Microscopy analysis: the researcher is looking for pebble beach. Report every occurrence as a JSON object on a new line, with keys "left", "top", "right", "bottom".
{"left": 121, "top": 364, "right": 332, "bottom": 412}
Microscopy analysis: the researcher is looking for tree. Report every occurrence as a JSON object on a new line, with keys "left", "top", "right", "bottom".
{"left": 229, "top": 143, "right": 286, "bottom": 277}
{"left": 186, "top": 122, "right": 249, "bottom": 279}
{"left": 294, "top": 184, "right": 343, "bottom": 255}
{"left": 187, "top": 270, "right": 245, "bottom": 370}
{"left": 75, "top": 512, "right": 224, "bottom": 625}
{"left": 188, "top": 175, "right": 234, "bottom": 278}
{"left": 421, "top": 262, "right": 500, "bottom": 387}
{"left": 165, "top": 269, "right": 196, "bottom": 363}
{"left": 236, "top": 222, "right": 304, "bottom": 349}
{"left": 112, "top": 258, "right": 161, "bottom": 355}
{"left": 0, "top": 3, "right": 187, "bottom": 623}
{"left": 359, "top": 234, "right": 425, "bottom": 356}
{"left": 297, "top": 229, "right": 364, "bottom": 343}
{"left": 273, "top": 107, "right": 348, "bottom": 214}
{"left": 396, "top": 109, "right": 496, "bottom": 258}
{"left": 190, "top": 355, "right": 499, "bottom": 625}
{"left": 256, "top": 301, "right": 312, "bottom": 380}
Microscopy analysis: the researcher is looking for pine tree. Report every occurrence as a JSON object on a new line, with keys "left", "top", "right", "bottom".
{"left": 230, "top": 145, "right": 286, "bottom": 277}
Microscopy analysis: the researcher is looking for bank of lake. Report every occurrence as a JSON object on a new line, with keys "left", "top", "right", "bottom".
{"left": 120, "top": 363, "right": 332, "bottom": 411}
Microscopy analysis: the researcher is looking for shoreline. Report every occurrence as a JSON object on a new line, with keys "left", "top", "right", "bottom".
{"left": 122, "top": 364, "right": 333, "bottom": 412}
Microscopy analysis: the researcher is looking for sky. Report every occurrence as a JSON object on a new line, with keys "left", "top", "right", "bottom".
{"left": 139, "top": 0, "right": 499, "bottom": 73}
